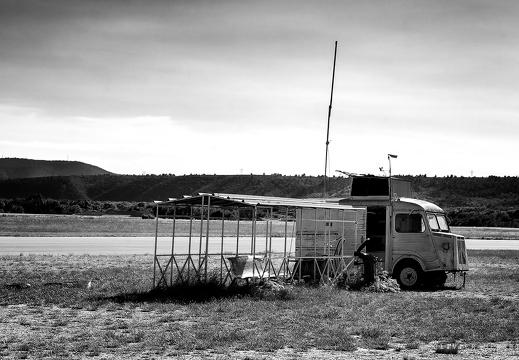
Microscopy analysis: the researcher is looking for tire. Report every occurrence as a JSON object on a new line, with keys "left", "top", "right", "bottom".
{"left": 394, "top": 262, "right": 423, "bottom": 290}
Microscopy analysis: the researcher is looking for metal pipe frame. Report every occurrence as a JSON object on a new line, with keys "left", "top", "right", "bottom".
{"left": 153, "top": 201, "right": 362, "bottom": 288}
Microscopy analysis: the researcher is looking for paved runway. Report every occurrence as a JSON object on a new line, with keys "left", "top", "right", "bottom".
{"left": 0, "top": 237, "right": 518, "bottom": 255}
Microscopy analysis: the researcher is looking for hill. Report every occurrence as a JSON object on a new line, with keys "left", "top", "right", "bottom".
{"left": 0, "top": 158, "right": 112, "bottom": 180}
{"left": 1, "top": 173, "right": 519, "bottom": 208}
{"left": 399, "top": 175, "right": 519, "bottom": 209}
{"left": 0, "top": 174, "right": 347, "bottom": 201}
{"left": 0, "top": 174, "right": 518, "bottom": 227}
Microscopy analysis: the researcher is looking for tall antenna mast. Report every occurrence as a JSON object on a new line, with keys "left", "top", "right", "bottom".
{"left": 324, "top": 41, "right": 338, "bottom": 197}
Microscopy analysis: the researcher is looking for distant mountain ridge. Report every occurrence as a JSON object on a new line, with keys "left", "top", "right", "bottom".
{"left": 0, "top": 174, "right": 348, "bottom": 202}
{"left": 0, "top": 158, "right": 112, "bottom": 179}
{"left": 2, "top": 173, "right": 518, "bottom": 227}
{"left": 0, "top": 158, "right": 518, "bottom": 215}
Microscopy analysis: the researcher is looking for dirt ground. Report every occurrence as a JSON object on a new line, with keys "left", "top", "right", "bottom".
{"left": 1, "top": 299, "right": 517, "bottom": 360}
{"left": 1, "top": 254, "right": 518, "bottom": 359}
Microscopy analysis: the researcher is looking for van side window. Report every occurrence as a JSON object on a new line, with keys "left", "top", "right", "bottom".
{"left": 395, "top": 213, "right": 425, "bottom": 233}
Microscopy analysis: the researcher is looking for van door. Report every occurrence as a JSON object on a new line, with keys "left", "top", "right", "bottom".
{"left": 365, "top": 206, "right": 387, "bottom": 268}
{"left": 392, "top": 212, "right": 440, "bottom": 270}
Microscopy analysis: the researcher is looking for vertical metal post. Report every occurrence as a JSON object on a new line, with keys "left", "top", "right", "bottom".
{"left": 153, "top": 202, "right": 159, "bottom": 288}
{"left": 188, "top": 206, "right": 193, "bottom": 275}
{"left": 326, "top": 209, "right": 331, "bottom": 279}
{"left": 388, "top": 154, "right": 397, "bottom": 246}
{"left": 264, "top": 217, "right": 269, "bottom": 278}
{"left": 389, "top": 155, "right": 392, "bottom": 234}
{"left": 252, "top": 206, "right": 257, "bottom": 277}
{"left": 341, "top": 209, "right": 346, "bottom": 271}
{"left": 198, "top": 196, "right": 205, "bottom": 272}
{"left": 341, "top": 209, "right": 345, "bottom": 257}
{"left": 284, "top": 207, "right": 288, "bottom": 278}
{"left": 236, "top": 207, "right": 240, "bottom": 255}
{"left": 220, "top": 208, "right": 225, "bottom": 283}
{"left": 204, "top": 195, "right": 211, "bottom": 281}
{"left": 268, "top": 218, "right": 273, "bottom": 275}
{"left": 251, "top": 207, "right": 256, "bottom": 255}
{"left": 354, "top": 209, "right": 358, "bottom": 261}
{"left": 298, "top": 208, "right": 302, "bottom": 281}
{"left": 171, "top": 205, "right": 177, "bottom": 285}
{"left": 324, "top": 40, "right": 338, "bottom": 197}
{"left": 265, "top": 214, "right": 269, "bottom": 255}
{"left": 314, "top": 208, "right": 318, "bottom": 280}
{"left": 326, "top": 209, "right": 331, "bottom": 256}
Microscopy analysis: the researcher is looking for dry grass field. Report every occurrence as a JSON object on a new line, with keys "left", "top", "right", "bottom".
{"left": 451, "top": 226, "right": 519, "bottom": 240}
{"left": 0, "top": 214, "right": 286, "bottom": 237}
{"left": 1, "top": 250, "right": 518, "bottom": 359}
{"left": 1, "top": 214, "right": 519, "bottom": 359}
{"left": 2, "top": 213, "right": 519, "bottom": 239}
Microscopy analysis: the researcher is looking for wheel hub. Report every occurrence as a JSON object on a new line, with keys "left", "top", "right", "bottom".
{"left": 400, "top": 267, "right": 418, "bottom": 286}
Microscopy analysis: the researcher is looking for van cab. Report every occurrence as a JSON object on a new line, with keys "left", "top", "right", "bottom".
{"left": 340, "top": 176, "right": 469, "bottom": 289}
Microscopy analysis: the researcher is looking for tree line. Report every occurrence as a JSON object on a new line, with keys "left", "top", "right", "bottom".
{"left": 0, "top": 194, "right": 156, "bottom": 218}
{"left": 2, "top": 193, "right": 519, "bottom": 228}
{"left": 446, "top": 208, "right": 519, "bottom": 228}
{"left": 0, "top": 194, "right": 267, "bottom": 220}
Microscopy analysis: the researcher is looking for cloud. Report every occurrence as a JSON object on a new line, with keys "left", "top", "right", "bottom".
{"left": 1, "top": 0, "right": 518, "bottom": 176}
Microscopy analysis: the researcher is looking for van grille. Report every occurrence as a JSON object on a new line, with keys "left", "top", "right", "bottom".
{"left": 457, "top": 238, "right": 467, "bottom": 265}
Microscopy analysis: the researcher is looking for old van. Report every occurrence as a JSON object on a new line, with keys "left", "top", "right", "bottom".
{"left": 340, "top": 176, "right": 469, "bottom": 289}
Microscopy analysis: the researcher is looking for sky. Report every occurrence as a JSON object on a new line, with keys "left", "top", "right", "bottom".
{"left": 1, "top": 0, "right": 518, "bottom": 177}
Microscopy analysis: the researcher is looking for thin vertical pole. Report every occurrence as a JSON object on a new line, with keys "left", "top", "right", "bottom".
{"left": 265, "top": 216, "right": 269, "bottom": 255}
{"left": 236, "top": 208, "right": 240, "bottom": 255}
{"left": 314, "top": 208, "right": 318, "bottom": 280}
{"left": 298, "top": 209, "right": 302, "bottom": 281}
{"left": 251, "top": 208, "right": 256, "bottom": 255}
{"left": 268, "top": 218, "right": 272, "bottom": 275}
{"left": 204, "top": 196, "right": 211, "bottom": 281}
{"left": 342, "top": 210, "right": 346, "bottom": 255}
{"left": 389, "top": 155, "right": 392, "bottom": 237}
{"left": 284, "top": 207, "right": 288, "bottom": 277}
{"left": 153, "top": 203, "right": 159, "bottom": 288}
{"left": 326, "top": 209, "right": 330, "bottom": 279}
{"left": 326, "top": 209, "right": 330, "bottom": 256}
{"left": 341, "top": 210, "right": 346, "bottom": 271}
{"left": 324, "top": 40, "right": 338, "bottom": 197}
{"left": 388, "top": 154, "right": 397, "bottom": 245}
{"left": 199, "top": 197, "right": 205, "bottom": 272}
{"left": 264, "top": 217, "right": 269, "bottom": 278}
{"left": 252, "top": 207, "right": 257, "bottom": 277}
{"left": 355, "top": 211, "right": 360, "bottom": 260}
{"left": 220, "top": 208, "right": 225, "bottom": 282}
{"left": 170, "top": 205, "right": 177, "bottom": 285}
{"left": 188, "top": 206, "right": 193, "bottom": 275}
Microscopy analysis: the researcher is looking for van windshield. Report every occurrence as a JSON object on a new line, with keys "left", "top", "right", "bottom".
{"left": 427, "top": 213, "right": 450, "bottom": 233}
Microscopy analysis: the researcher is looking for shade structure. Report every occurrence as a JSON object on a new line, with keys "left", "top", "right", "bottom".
{"left": 152, "top": 193, "right": 367, "bottom": 288}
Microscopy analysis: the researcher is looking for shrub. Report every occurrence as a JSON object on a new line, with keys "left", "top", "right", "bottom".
{"left": 361, "top": 271, "right": 400, "bottom": 293}
{"left": 250, "top": 280, "right": 294, "bottom": 300}
{"left": 335, "top": 267, "right": 400, "bottom": 293}
{"left": 435, "top": 342, "right": 460, "bottom": 354}
{"left": 10, "top": 204, "right": 24, "bottom": 213}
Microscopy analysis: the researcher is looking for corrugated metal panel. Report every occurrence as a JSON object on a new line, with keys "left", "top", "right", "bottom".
{"left": 159, "top": 194, "right": 254, "bottom": 208}
{"left": 159, "top": 193, "right": 364, "bottom": 210}
{"left": 295, "top": 207, "right": 367, "bottom": 257}
{"left": 213, "top": 193, "right": 358, "bottom": 209}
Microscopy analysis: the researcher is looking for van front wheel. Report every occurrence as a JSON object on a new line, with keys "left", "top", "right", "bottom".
{"left": 395, "top": 262, "right": 423, "bottom": 290}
